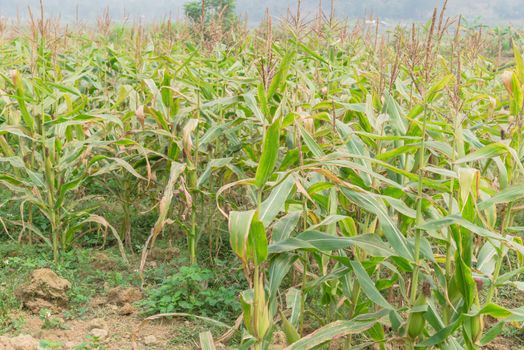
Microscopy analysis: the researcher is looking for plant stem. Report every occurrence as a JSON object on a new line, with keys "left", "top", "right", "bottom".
{"left": 190, "top": 206, "right": 197, "bottom": 265}
{"left": 410, "top": 103, "right": 428, "bottom": 304}
{"left": 487, "top": 202, "right": 513, "bottom": 303}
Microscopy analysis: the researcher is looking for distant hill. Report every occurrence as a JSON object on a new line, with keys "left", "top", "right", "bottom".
{"left": 0, "top": 0, "right": 522, "bottom": 23}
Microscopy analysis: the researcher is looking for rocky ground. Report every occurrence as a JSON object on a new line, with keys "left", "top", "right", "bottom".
{"left": 0, "top": 268, "right": 192, "bottom": 350}
{"left": 0, "top": 262, "right": 273, "bottom": 350}
{"left": 0, "top": 310, "right": 181, "bottom": 350}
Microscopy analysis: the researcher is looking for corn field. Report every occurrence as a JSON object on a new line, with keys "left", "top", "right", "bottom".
{"left": 1, "top": 3, "right": 524, "bottom": 349}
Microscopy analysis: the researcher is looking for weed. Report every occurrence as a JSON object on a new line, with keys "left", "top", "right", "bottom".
{"left": 140, "top": 265, "right": 242, "bottom": 321}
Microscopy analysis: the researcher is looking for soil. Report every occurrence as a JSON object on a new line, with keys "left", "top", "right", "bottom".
{"left": 106, "top": 286, "right": 143, "bottom": 306}
{"left": 5, "top": 267, "right": 199, "bottom": 349}
{"left": 15, "top": 268, "right": 71, "bottom": 314}
{"left": 90, "top": 252, "right": 120, "bottom": 272}
{"left": 486, "top": 337, "right": 524, "bottom": 350}
{"left": 149, "top": 247, "right": 179, "bottom": 263}
{"left": 1, "top": 307, "right": 189, "bottom": 350}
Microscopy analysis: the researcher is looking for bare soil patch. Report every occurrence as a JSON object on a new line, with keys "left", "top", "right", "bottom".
{"left": 15, "top": 268, "right": 71, "bottom": 314}
{"left": 2, "top": 307, "right": 191, "bottom": 350}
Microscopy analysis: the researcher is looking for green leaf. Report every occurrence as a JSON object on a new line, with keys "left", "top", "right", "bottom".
{"left": 479, "top": 322, "right": 504, "bottom": 346}
{"left": 268, "top": 231, "right": 392, "bottom": 257}
{"left": 197, "top": 158, "right": 233, "bottom": 187}
{"left": 268, "top": 254, "right": 296, "bottom": 300}
{"left": 478, "top": 185, "right": 524, "bottom": 210}
{"left": 272, "top": 211, "right": 301, "bottom": 242}
{"left": 199, "top": 331, "right": 216, "bottom": 350}
{"left": 257, "top": 83, "right": 270, "bottom": 120}
{"left": 341, "top": 189, "right": 414, "bottom": 260}
{"left": 255, "top": 118, "right": 281, "bottom": 188}
{"left": 229, "top": 210, "right": 257, "bottom": 263}
{"left": 285, "top": 310, "right": 388, "bottom": 350}
{"left": 419, "top": 215, "right": 524, "bottom": 255}
{"left": 455, "top": 143, "right": 524, "bottom": 175}
{"left": 267, "top": 51, "right": 295, "bottom": 100}
{"left": 425, "top": 74, "right": 454, "bottom": 103}
{"left": 416, "top": 317, "right": 462, "bottom": 347}
{"left": 248, "top": 215, "right": 268, "bottom": 265}
{"left": 285, "top": 288, "right": 303, "bottom": 327}
{"left": 260, "top": 175, "right": 295, "bottom": 227}
{"left": 514, "top": 40, "right": 524, "bottom": 81}
{"left": 350, "top": 260, "right": 393, "bottom": 310}
{"left": 244, "top": 93, "right": 265, "bottom": 124}
{"left": 230, "top": 210, "right": 268, "bottom": 266}
{"left": 298, "top": 124, "right": 324, "bottom": 158}
{"left": 292, "top": 39, "right": 329, "bottom": 65}
{"left": 280, "top": 311, "right": 300, "bottom": 345}
{"left": 468, "top": 303, "right": 511, "bottom": 318}
{"left": 383, "top": 92, "right": 406, "bottom": 135}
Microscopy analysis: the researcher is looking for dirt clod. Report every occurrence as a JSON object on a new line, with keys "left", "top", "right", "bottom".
{"left": 9, "top": 334, "right": 39, "bottom": 350}
{"left": 268, "top": 331, "right": 287, "bottom": 350}
{"left": 143, "top": 335, "right": 157, "bottom": 345}
{"left": 89, "top": 296, "right": 106, "bottom": 308}
{"left": 0, "top": 336, "right": 15, "bottom": 350}
{"left": 106, "top": 286, "right": 142, "bottom": 306}
{"left": 15, "top": 268, "right": 71, "bottom": 314}
{"left": 90, "top": 252, "right": 119, "bottom": 271}
{"left": 149, "top": 247, "right": 179, "bottom": 262}
{"left": 87, "top": 318, "right": 107, "bottom": 331}
{"left": 118, "top": 302, "right": 135, "bottom": 315}
{"left": 90, "top": 328, "right": 109, "bottom": 340}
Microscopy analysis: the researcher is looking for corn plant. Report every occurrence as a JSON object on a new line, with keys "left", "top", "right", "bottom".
{"left": 216, "top": 13, "right": 524, "bottom": 350}
{"left": 0, "top": 33, "right": 141, "bottom": 262}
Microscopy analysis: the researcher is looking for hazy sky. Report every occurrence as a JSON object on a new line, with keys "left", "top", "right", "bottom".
{"left": 0, "top": 0, "right": 521, "bottom": 23}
